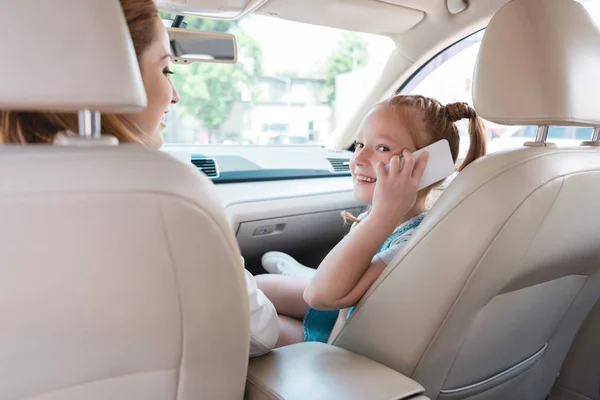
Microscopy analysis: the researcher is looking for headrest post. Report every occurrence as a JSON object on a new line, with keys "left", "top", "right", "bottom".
{"left": 535, "top": 126, "right": 549, "bottom": 142}
{"left": 78, "top": 110, "right": 101, "bottom": 138}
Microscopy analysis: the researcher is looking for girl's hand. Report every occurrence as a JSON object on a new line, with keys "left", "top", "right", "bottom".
{"left": 303, "top": 149, "right": 429, "bottom": 311}
{"left": 371, "top": 149, "right": 429, "bottom": 226}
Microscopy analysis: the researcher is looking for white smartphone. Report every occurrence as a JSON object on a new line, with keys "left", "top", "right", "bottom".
{"left": 385, "top": 139, "right": 455, "bottom": 190}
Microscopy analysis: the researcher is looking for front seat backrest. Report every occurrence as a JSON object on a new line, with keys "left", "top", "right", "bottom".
{"left": 0, "top": 147, "right": 250, "bottom": 400}
{"left": 332, "top": 0, "right": 600, "bottom": 399}
{"left": 550, "top": 299, "right": 600, "bottom": 400}
{"left": 0, "top": 1, "right": 250, "bottom": 399}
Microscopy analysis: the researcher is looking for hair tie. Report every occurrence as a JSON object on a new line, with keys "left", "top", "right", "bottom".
{"left": 445, "top": 102, "right": 473, "bottom": 122}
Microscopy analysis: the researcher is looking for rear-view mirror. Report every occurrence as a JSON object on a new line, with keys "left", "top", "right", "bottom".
{"left": 167, "top": 27, "right": 237, "bottom": 64}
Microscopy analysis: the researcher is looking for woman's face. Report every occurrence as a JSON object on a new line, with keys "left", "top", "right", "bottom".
{"left": 124, "top": 19, "right": 180, "bottom": 148}
{"left": 349, "top": 106, "right": 417, "bottom": 204}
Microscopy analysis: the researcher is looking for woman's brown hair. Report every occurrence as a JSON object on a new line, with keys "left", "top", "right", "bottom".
{"left": 0, "top": 0, "right": 160, "bottom": 145}
{"left": 342, "top": 94, "right": 487, "bottom": 224}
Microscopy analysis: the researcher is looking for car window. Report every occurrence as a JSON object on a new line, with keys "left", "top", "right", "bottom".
{"left": 399, "top": 1, "right": 600, "bottom": 160}
{"left": 512, "top": 126, "right": 537, "bottom": 138}
{"left": 573, "top": 127, "right": 594, "bottom": 140}
{"left": 160, "top": 14, "right": 394, "bottom": 146}
{"left": 508, "top": 126, "right": 593, "bottom": 140}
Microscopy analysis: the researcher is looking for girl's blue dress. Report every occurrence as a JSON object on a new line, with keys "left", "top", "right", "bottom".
{"left": 302, "top": 213, "right": 426, "bottom": 342}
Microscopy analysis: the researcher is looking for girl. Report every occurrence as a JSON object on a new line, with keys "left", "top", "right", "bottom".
{"left": 0, "top": 0, "right": 279, "bottom": 358}
{"left": 256, "top": 94, "right": 487, "bottom": 346}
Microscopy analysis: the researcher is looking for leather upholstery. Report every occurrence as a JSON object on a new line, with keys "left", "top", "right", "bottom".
{"left": 334, "top": 146, "right": 600, "bottom": 399}
{"left": 246, "top": 342, "right": 426, "bottom": 400}
{"left": 0, "top": 0, "right": 146, "bottom": 112}
{"left": 0, "top": 146, "right": 250, "bottom": 399}
{"left": 473, "top": 0, "right": 600, "bottom": 126}
{"left": 0, "top": 1, "right": 250, "bottom": 399}
{"left": 550, "top": 300, "right": 600, "bottom": 400}
{"left": 331, "top": 1, "right": 600, "bottom": 398}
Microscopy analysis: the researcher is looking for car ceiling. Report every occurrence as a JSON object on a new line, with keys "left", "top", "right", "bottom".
{"left": 255, "top": 0, "right": 425, "bottom": 35}
{"left": 256, "top": 0, "right": 507, "bottom": 37}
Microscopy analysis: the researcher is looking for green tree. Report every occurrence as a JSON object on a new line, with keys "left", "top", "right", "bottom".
{"left": 162, "top": 14, "right": 263, "bottom": 142}
{"left": 322, "top": 33, "right": 369, "bottom": 106}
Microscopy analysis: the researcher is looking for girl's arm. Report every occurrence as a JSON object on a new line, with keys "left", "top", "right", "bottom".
{"left": 303, "top": 213, "right": 394, "bottom": 310}
{"left": 303, "top": 150, "right": 428, "bottom": 310}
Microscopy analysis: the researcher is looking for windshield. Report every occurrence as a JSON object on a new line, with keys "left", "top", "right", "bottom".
{"left": 161, "top": 14, "right": 393, "bottom": 146}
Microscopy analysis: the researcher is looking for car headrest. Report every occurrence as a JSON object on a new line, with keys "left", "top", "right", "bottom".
{"left": 0, "top": 0, "right": 147, "bottom": 113}
{"left": 473, "top": 0, "right": 600, "bottom": 126}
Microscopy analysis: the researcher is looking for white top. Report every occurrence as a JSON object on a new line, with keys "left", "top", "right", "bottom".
{"left": 243, "top": 264, "right": 279, "bottom": 357}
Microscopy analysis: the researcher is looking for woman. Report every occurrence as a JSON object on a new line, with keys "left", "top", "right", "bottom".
{"left": 0, "top": 0, "right": 177, "bottom": 147}
{"left": 0, "top": 0, "right": 279, "bottom": 358}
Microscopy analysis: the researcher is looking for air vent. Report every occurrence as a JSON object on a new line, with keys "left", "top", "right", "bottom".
{"left": 191, "top": 158, "right": 219, "bottom": 178}
{"left": 327, "top": 158, "right": 350, "bottom": 172}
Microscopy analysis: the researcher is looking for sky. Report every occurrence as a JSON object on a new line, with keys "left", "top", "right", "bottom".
{"left": 239, "top": 14, "right": 394, "bottom": 77}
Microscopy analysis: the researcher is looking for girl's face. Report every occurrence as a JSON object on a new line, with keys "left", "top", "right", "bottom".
{"left": 350, "top": 106, "right": 418, "bottom": 204}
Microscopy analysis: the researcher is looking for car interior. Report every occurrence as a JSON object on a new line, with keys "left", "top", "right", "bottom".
{"left": 2, "top": 0, "right": 600, "bottom": 399}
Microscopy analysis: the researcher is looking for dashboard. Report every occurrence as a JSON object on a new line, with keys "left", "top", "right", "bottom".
{"left": 165, "top": 144, "right": 353, "bottom": 182}
{"left": 162, "top": 145, "right": 365, "bottom": 269}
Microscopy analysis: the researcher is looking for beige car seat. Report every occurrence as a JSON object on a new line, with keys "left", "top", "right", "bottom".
{"left": 327, "top": 0, "right": 600, "bottom": 399}
{"left": 549, "top": 299, "right": 600, "bottom": 400}
{"left": 0, "top": 1, "right": 249, "bottom": 399}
